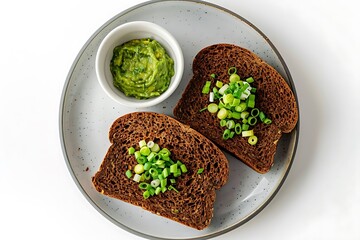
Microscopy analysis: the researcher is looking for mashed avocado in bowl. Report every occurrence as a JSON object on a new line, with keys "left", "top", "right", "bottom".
{"left": 96, "top": 21, "right": 183, "bottom": 108}
{"left": 110, "top": 38, "right": 174, "bottom": 99}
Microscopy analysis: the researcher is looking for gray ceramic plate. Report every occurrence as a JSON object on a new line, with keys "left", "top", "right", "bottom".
{"left": 59, "top": 0, "right": 299, "bottom": 239}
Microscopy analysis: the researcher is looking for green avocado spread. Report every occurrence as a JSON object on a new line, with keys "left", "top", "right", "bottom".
{"left": 110, "top": 38, "right": 175, "bottom": 99}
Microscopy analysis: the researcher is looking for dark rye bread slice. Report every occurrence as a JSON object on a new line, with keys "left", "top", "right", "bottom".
{"left": 92, "top": 112, "right": 229, "bottom": 230}
{"left": 174, "top": 44, "right": 298, "bottom": 174}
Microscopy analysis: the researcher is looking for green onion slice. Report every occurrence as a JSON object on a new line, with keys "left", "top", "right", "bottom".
{"left": 217, "top": 108, "right": 228, "bottom": 120}
{"left": 242, "top": 129, "right": 254, "bottom": 137}
{"left": 226, "top": 120, "right": 235, "bottom": 129}
{"left": 251, "top": 108, "right": 260, "bottom": 117}
{"left": 264, "top": 118, "right": 272, "bottom": 124}
{"left": 220, "top": 119, "right": 227, "bottom": 127}
{"left": 197, "top": 168, "right": 204, "bottom": 174}
{"left": 207, "top": 103, "right": 219, "bottom": 113}
{"left": 248, "top": 135, "right": 258, "bottom": 145}
{"left": 202, "top": 81, "right": 212, "bottom": 94}
{"left": 215, "top": 80, "right": 223, "bottom": 88}
{"left": 247, "top": 116, "right": 257, "bottom": 126}
{"left": 235, "top": 123, "right": 242, "bottom": 134}
{"left": 223, "top": 129, "right": 231, "bottom": 140}
{"left": 125, "top": 170, "right": 133, "bottom": 179}
{"left": 229, "top": 73, "right": 240, "bottom": 82}
{"left": 228, "top": 67, "right": 237, "bottom": 75}
{"left": 128, "top": 147, "right": 135, "bottom": 155}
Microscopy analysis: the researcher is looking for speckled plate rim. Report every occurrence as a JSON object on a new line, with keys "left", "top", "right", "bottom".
{"left": 59, "top": 0, "right": 300, "bottom": 239}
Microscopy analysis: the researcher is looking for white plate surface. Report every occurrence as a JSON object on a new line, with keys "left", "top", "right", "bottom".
{"left": 59, "top": 1, "right": 299, "bottom": 239}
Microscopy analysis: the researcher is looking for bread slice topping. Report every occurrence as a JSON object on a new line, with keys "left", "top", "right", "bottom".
{"left": 92, "top": 112, "right": 229, "bottom": 230}
{"left": 174, "top": 44, "right": 298, "bottom": 173}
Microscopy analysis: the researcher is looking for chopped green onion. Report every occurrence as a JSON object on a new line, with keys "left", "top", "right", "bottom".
{"left": 140, "top": 146, "right": 151, "bottom": 156}
{"left": 125, "top": 170, "right": 133, "bottom": 178}
{"left": 134, "top": 151, "right": 141, "bottom": 160}
{"left": 235, "top": 123, "right": 242, "bottom": 134}
{"left": 202, "top": 81, "right": 212, "bottom": 94}
{"left": 139, "top": 182, "right": 149, "bottom": 189}
{"left": 223, "top": 129, "right": 231, "bottom": 140}
{"left": 210, "top": 73, "right": 216, "bottom": 78}
{"left": 149, "top": 168, "right": 158, "bottom": 177}
{"left": 218, "top": 100, "right": 225, "bottom": 109}
{"left": 215, "top": 80, "right": 223, "bottom": 88}
{"left": 143, "top": 171, "right": 151, "bottom": 180}
{"left": 151, "top": 179, "right": 160, "bottom": 188}
{"left": 228, "top": 67, "right": 237, "bottom": 75}
{"left": 223, "top": 94, "right": 234, "bottom": 104}
{"left": 170, "top": 178, "right": 176, "bottom": 184}
{"left": 148, "top": 187, "right": 155, "bottom": 196}
{"left": 235, "top": 102, "right": 247, "bottom": 112}
{"left": 226, "top": 120, "right": 235, "bottom": 129}
{"left": 160, "top": 178, "right": 167, "bottom": 188}
{"left": 248, "top": 135, "right": 258, "bottom": 145}
{"left": 220, "top": 119, "right": 227, "bottom": 127}
{"left": 139, "top": 140, "right": 146, "bottom": 148}
{"left": 264, "top": 118, "right": 272, "bottom": 124}
{"left": 246, "top": 77, "right": 254, "bottom": 83}
{"left": 140, "top": 174, "right": 145, "bottom": 182}
{"left": 229, "top": 73, "right": 240, "bottom": 82}
{"left": 151, "top": 143, "right": 160, "bottom": 152}
{"left": 158, "top": 174, "right": 164, "bottom": 180}
{"left": 134, "top": 164, "right": 144, "bottom": 174}
{"left": 240, "top": 111, "right": 249, "bottom": 119}
{"left": 197, "top": 168, "right": 204, "bottom": 174}
{"left": 180, "top": 164, "right": 188, "bottom": 173}
{"left": 231, "top": 98, "right": 241, "bottom": 107}
{"left": 198, "top": 71, "right": 272, "bottom": 145}
{"left": 209, "top": 92, "right": 214, "bottom": 102}
{"left": 144, "top": 162, "right": 151, "bottom": 171}
{"left": 128, "top": 147, "right": 135, "bottom": 155}
{"left": 207, "top": 103, "right": 219, "bottom": 113}
{"left": 199, "top": 107, "right": 207, "bottom": 112}
{"left": 159, "top": 148, "right": 170, "bottom": 157}
{"left": 217, "top": 108, "right": 228, "bottom": 120}
{"left": 259, "top": 111, "right": 266, "bottom": 122}
{"left": 231, "top": 111, "right": 241, "bottom": 120}
{"left": 247, "top": 94, "right": 255, "bottom": 108}
{"left": 242, "top": 129, "right": 254, "bottom": 137}
{"left": 173, "top": 168, "right": 181, "bottom": 177}
{"left": 162, "top": 168, "right": 170, "bottom": 178}
{"left": 247, "top": 116, "right": 257, "bottom": 126}
{"left": 147, "top": 141, "right": 155, "bottom": 148}
{"left": 168, "top": 185, "right": 179, "bottom": 193}
{"left": 218, "top": 84, "right": 229, "bottom": 95}
{"left": 147, "top": 152, "right": 156, "bottom": 161}
{"left": 133, "top": 174, "right": 141, "bottom": 182}
{"left": 242, "top": 124, "right": 249, "bottom": 131}
{"left": 155, "top": 187, "right": 161, "bottom": 195}
{"left": 251, "top": 108, "right": 260, "bottom": 117}
{"left": 136, "top": 156, "right": 147, "bottom": 164}
{"left": 170, "top": 164, "right": 178, "bottom": 173}
{"left": 143, "top": 190, "right": 150, "bottom": 199}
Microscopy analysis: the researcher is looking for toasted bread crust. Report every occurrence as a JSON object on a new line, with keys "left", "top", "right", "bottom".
{"left": 174, "top": 44, "right": 298, "bottom": 173}
{"left": 92, "top": 112, "right": 229, "bottom": 230}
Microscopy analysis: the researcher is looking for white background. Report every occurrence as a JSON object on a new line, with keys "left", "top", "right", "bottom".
{"left": 1, "top": 0, "right": 359, "bottom": 239}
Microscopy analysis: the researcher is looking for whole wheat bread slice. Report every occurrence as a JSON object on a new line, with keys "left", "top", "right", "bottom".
{"left": 174, "top": 44, "right": 298, "bottom": 174}
{"left": 92, "top": 112, "right": 229, "bottom": 230}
